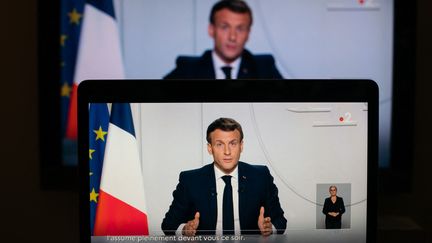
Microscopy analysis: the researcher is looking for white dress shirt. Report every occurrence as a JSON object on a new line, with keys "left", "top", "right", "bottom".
{"left": 212, "top": 51, "right": 241, "bottom": 79}
{"left": 214, "top": 164, "right": 240, "bottom": 235}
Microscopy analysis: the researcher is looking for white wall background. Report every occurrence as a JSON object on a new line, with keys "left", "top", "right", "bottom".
{"left": 130, "top": 102, "right": 368, "bottom": 238}
{"left": 114, "top": 0, "right": 393, "bottom": 168}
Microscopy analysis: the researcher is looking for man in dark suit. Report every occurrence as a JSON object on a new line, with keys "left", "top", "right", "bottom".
{"left": 161, "top": 118, "right": 287, "bottom": 236}
{"left": 164, "top": 0, "right": 283, "bottom": 79}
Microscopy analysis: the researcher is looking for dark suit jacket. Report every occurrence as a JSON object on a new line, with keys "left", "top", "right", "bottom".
{"left": 161, "top": 162, "right": 287, "bottom": 235}
{"left": 164, "top": 49, "right": 283, "bottom": 79}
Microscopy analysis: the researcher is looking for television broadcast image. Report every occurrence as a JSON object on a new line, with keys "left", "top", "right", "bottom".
{"left": 84, "top": 101, "right": 371, "bottom": 243}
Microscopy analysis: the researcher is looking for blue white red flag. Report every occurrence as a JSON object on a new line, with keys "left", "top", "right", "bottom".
{"left": 94, "top": 103, "right": 149, "bottom": 236}
{"left": 65, "top": 0, "right": 124, "bottom": 140}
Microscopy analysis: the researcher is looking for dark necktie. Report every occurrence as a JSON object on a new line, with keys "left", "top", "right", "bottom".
{"left": 222, "top": 175, "right": 234, "bottom": 234}
{"left": 221, "top": 66, "right": 232, "bottom": 79}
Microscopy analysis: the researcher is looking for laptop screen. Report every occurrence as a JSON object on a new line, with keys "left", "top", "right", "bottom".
{"left": 78, "top": 79, "right": 377, "bottom": 243}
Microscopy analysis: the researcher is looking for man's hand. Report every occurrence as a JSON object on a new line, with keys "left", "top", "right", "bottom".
{"left": 182, "top": 212, "right": 200, "bottom": 236}
{"left": 328, "top": 212, "right": 339, "bottom": 217}
{"left": 257, "top": 206, "right": 273, "bottom": 236}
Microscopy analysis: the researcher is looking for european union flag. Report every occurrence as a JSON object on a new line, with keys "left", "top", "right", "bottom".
{"left": 88, "top": 103, "right": 109, "bottom": 235}
{"left": 60, "top": 0, "right": 85, "bottom": 165}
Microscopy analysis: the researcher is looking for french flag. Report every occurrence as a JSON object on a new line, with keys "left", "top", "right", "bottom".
{"left": 94, "top": 103, "right": 149, "bottom": 236}
{"left": 66, "top": 0, "right": 124, "bottom": 139}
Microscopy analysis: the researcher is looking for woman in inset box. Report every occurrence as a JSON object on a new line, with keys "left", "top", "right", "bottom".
{"left": 322, "top": 185, "right": 346, "bottom": 229}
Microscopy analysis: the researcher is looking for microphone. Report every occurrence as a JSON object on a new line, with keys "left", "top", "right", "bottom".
{"left": 210, "top": 187, "right": 216, "bottom": 197}
{"left": 239, "top": 175, "right": 246, "bottom": 193}
{"left": 239, "top": 185, "right": 245, "bottom": 193}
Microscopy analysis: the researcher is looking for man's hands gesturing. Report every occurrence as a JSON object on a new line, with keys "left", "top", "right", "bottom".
{"left": 182, "top": 212, "right": 200, "bottom": 236}
{"left": 257, "top": 206, "right": 273, "bottom": 236}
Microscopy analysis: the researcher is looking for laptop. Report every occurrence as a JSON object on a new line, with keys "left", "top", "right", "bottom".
{"left": 78, "top": 79, "right": 378, "bottom": 243}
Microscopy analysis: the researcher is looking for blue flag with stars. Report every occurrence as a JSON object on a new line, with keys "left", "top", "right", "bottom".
{"left": 88, "top": 103, "right": 109, "bottom": 235}
{"left": 60, "top": 0, "right": 85, "bottom": 165}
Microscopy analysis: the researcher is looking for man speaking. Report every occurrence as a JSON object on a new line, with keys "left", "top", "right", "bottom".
{"left": 164, "top": 0, "right": 283, "bottom": 79}
{"left": 161, "top": 118, "right": 287, "bottom": 236}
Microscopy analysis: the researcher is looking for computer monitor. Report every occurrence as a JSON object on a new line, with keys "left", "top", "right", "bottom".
{"left": 78, "top": 79, "right": 378, "bottom": 243}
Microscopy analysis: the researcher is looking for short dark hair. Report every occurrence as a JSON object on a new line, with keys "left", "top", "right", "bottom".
{"left": 209, "top": 0, "right": 253, "bottom": 26}
{"left": 206, "top": 117, "right": 244, "bottom": 143}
